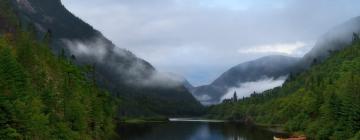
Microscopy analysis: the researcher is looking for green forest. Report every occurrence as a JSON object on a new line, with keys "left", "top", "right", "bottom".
{"left": 0, "top": 1, "right": 116, "bottom": 139}
{"left": 207, "top": 36, "right": 360, "bottom": 139}
{"left": 2, "top": 0, "right": 360, "bottom": 139}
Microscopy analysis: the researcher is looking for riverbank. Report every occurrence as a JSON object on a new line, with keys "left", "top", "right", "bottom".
{"left": 169, "top": 118, "right": 226, "bottom": 122}
{"left": 120, "top": 117, "right": 227, "bottom": 123}
{"left": 119, "top": 116, "right": 169, "bottom": 123}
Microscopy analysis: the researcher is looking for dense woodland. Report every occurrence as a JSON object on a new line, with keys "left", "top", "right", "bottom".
{"left": 2, "top": 0, "right": 360, "bottom": 139}
{"left": 0, "top": 1, "right": 116, "bottom": 139}
{"left": 207, "top": 36, "right": 360, "bottom": 139}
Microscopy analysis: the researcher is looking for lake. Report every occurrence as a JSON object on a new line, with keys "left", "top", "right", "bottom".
{"left": 117, "top": 118, "right": 286, "bottom": 140}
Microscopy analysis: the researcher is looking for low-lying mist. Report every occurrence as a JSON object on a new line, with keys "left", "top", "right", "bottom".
{"left": 221, "top": 76, "right": 287, "bottom": 101}
{"left": 63, "top": 38, "right": 184, "bottom": 88}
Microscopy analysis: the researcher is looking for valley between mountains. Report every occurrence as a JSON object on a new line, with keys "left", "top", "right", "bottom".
{"left": 0, "top": 0, "right": 359, "bottom": 139}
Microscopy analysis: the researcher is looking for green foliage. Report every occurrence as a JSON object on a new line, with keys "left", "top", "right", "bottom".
{"left": 208, "top": 40, "right": 360, "bottom": 139}
{"left": 0, "top": 22, "right": 116, "bottom": 140}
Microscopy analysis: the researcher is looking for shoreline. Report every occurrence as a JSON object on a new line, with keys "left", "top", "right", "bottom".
{"left": 169, "top": 118, "right": 226, "bottom": 122}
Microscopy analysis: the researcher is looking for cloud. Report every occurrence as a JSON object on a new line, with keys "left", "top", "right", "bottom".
{"left": 221, "top": 76, "right": 287, "bottom": 101}
{"left": 63, "top": 38, "right": 184, "bottom": 88}
{"left": 61, "top": 0, "right": 360, "bottom": 85}
{"left": 127, "top": 70, "right": 185, "bottom": 88}
{"left": 195, "top": 94, "right": 212, "bottom": 102}
{"left": 63, "top": 38, "right": 108, "bottom": 62}
{"left": 238, "top": 41, "right": 313, "bottom": 56}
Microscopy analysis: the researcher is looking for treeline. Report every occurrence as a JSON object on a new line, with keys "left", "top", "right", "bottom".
{"left": 0, "top": 1, "right": 116, "bottom": 139}
{"left": 207, "top": 36, "right": 360, "bottom": 139}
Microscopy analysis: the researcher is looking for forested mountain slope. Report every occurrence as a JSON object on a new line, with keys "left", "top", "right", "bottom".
{"left": 191, "top": 55, "right": 299, "bottom": 105}
{"left": 0, "top": 1, "right": 116, "bottom": 139}
{"left": 207, "top": 37, "right": 360, "bottom": 139}
{"left": 12, "top": 0, "right": 203, "bottom": 117}
{"left": 300, "top": 16, "right": 360, "bottom": 68}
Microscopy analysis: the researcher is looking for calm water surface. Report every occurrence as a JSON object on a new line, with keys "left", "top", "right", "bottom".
{"left": 117, "top": 118, "right": 285, "bottom": 140}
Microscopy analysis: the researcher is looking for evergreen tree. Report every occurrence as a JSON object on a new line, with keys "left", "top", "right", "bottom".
{"left": 233, "top": 91, "right": 238, "bottom": 102}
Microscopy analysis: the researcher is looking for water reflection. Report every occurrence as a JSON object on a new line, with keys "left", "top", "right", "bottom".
{"left": 117, "top": 121, "right": 283, "bottom": 140}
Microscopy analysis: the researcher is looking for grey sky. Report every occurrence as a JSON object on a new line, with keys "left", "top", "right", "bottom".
{"left": 61, "top": 0, "right": 360, "bottom": 86}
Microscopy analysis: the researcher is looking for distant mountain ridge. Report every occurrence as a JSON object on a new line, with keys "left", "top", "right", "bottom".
{"left": 191, "top": 16, "right": 360, "bottom": 105}
{"left": 13, "top": 0, "right": 203, "bottom": 116}
{"left": 191, "top": 55, "right": 300, "bottom": 105}
{"left": 207, "top": 30, "right": 360, "bottom": 140}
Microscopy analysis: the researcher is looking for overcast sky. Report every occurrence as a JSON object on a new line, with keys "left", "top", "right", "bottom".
{"left": 61, "top": 0, "right": 360, "bottom": 86}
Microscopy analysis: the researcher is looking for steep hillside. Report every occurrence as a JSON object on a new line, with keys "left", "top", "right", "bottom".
{"left": 300, "top": 16, "right": 360, "bottom": 68}
{"left": 192, "top": 55, "right": 299, "bottom": 105}
{"left": 207, "top": 37, "right": 360, "bottom": 139}
{"left": 0, "top": 1, "right": 116, "bottom": 139}
{"left": 12, "top": 0, "right": 203, "bottom": 117}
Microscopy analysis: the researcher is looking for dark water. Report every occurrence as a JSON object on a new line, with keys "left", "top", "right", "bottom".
{"left": 117, "top": 119, "right": 285, "bottom": 140}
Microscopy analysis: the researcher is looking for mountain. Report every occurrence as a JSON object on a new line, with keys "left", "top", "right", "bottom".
{"left": 206, "top": 16, "right": 360, "bottom": 139}
{"left": 0, "top": 1, "right": 116, "bottom": 138}
{"left": 191, "top": 55, "right": 299, "bottom": 105}
{"left": 207, "top": 35, "right": 360, "bottom": 140}
{"left": 299, "top": 16, "right": 360, "bottom": 68}
{"left": 183, "top": 79, "right": 195, "bottom": 92}
{"left": 12, "top": 0, "right": 203, "bottom": 116}
{"left": 192, "top": 16, "right": 360, "bottom": 105}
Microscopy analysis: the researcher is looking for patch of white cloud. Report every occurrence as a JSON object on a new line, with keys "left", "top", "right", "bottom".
{"left": 63, "top": 38, "right": 184, "bottom": 88}
{"left": 63, "top": 38, "right": 108, "bottom": 62}
{"left": 131, "top": 71, "right": 184, "bottom": 88}
{"left": 221, "top": 76, "right": 287, "bottom": 101}
{"left": 238, "top": 41, "right": 313, "bottom": 56}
